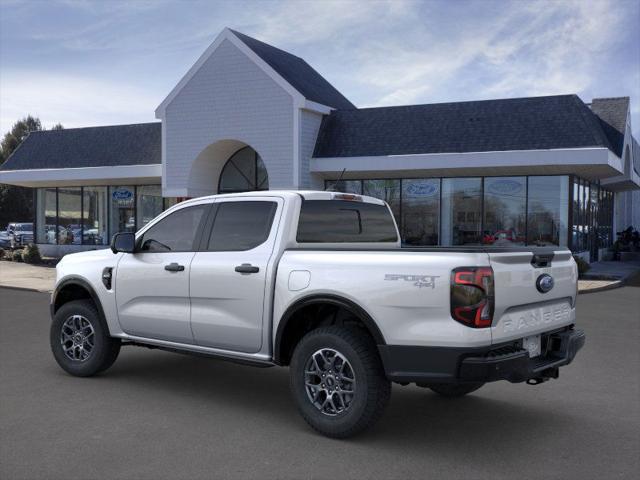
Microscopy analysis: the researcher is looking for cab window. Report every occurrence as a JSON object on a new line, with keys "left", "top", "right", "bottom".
{"left": 138, "top": 205, "right": 207, "bottom": 252}
{"left": 206, "top": 201, "right": 277, "bottom": 251}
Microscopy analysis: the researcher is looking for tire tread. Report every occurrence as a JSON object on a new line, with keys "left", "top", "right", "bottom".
{"left": 291, "top": 325, "right": 390, "bottom": 438}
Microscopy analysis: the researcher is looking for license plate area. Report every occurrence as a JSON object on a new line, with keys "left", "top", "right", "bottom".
{"left": 522, "top": 335, "right": 541, "bottom": 358}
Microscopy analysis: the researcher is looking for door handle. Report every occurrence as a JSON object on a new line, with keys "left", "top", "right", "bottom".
{"left": 235, "top": 263, "right": 260, "bottom": 274}
{"left": 164, "top": 262, "right": 185, "bottom": 272}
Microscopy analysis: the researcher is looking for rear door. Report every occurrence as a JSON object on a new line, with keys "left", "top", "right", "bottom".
{"left": 488, "top": 249, "right": 577, "bottom": 344}
{"left": 189, "top": 197, "right": 282, "bottom": 353}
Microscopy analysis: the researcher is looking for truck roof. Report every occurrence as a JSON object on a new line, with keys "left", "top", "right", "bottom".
{"left": 178, "top": 190, "right": 388, "bottom": 206}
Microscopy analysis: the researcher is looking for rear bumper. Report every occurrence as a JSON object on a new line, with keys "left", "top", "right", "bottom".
{"left": 378, "top": 326, "right": 585, "bottom": 384}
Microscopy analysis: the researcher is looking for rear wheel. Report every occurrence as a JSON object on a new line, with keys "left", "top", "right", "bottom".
{"left": 290, "top": 326, "right": 391, "bottom": 438}
{"left": 50, "top": 300, "right": 121, "bottom": 377}
{"left": 427, "top": 382, "right": 484, "bottom": 397}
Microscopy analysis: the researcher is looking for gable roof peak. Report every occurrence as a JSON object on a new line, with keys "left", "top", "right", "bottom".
{"left": 227, "top": 29, "right": 355, "bottom": 110}
{"left": 156, "top": 28, "right": 355, "bottom": 117}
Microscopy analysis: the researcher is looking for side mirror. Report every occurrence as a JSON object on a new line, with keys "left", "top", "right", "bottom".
{"left": 110, "top": 232, "right": 136, "bottom": 254}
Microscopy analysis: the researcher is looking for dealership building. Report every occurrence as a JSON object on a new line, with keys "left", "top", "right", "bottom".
{"left": 1, "top": 28, "right": 638, "bottom": 259}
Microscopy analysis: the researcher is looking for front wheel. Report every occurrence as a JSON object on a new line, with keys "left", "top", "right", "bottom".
{"left": 290, "top": 326, "right": 391, "bottom": 438}
{"left": 50, "top": 300, "right": 121, "bottom": 377}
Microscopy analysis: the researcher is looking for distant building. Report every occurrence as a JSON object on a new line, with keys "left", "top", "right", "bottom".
{"left": 1, "top": 28, "right": 638, "bottom": 259}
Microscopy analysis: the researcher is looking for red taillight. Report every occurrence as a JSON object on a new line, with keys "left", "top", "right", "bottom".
{"left": 450, "top": 267, "right": 494, "bottom": 328}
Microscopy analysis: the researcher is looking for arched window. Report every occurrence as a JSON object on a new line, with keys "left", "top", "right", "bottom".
{"left": 218, "top": 146, "right": 269, "bottom": 193}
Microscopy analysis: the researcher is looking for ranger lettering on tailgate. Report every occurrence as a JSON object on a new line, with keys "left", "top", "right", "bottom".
{"left": 503, "top": 303, "right": 571, "bottom": 333}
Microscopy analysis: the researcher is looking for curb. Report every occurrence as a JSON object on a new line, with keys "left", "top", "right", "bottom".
{"left": 578, "top": 279, "right": 624, "bottom": 295}
{"left": 0, "top": 285, "right": 52, "bottom": 294}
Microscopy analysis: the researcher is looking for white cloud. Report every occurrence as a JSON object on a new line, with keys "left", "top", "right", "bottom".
{"left": 0, "top": 71, "right": 158, "bottom": 132}
{"left": 245, "top": 0, "right": 412, "bottom": 45}
{"left": 0, "top": 0, "right": 637, "bottom": 137}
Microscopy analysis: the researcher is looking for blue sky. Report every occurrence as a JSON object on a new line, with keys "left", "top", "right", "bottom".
{"left": 1, "top": 0, "right": 639, "bottom": 137}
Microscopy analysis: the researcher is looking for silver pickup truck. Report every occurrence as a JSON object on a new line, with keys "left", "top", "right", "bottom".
{"left": 50, "top": 190, "right": 585, "bottom": 438}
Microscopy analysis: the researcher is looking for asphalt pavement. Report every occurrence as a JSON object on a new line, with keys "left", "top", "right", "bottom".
{"left": 1, "top": 285, "right": 639, "bottom": 480}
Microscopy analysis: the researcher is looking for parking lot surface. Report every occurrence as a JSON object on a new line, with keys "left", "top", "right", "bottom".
{"left": 1, "top": 285, "right": 639, "bottom": 480}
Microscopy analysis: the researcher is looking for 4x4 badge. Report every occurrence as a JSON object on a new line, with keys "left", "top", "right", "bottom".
{"left": 385, "top": 274, "right": 439, "bottom": 289}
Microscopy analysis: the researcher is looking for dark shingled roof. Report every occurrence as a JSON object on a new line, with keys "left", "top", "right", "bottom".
{"left": 230, "top": 29, "right": 355, "bottom": 110}
{"left": 1, "top": 122, "right": 161, "bottom": 171}
{"left": 589, "top": 97, "right": 629, "bottom": 157}
{"left": 314, "top": 94, "right": 615, "bottom": 158}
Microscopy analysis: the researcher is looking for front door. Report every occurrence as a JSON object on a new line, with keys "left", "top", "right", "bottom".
{"left": 115, "top": 203, "right": 210, "bottom": 344}
{"left": 189, "top": 197, "right": 282, "bottom": 353}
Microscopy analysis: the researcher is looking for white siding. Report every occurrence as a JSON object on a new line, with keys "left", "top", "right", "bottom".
{"left": 163, "top": 39, "right": 294, "bottom": 196}
{"left": 299, "top": 110, "right": 324, "bottom": 189}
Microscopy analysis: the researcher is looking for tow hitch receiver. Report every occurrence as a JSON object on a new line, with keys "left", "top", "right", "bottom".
{"left": 526, "top": 367, "right": 559, "bottom": 385}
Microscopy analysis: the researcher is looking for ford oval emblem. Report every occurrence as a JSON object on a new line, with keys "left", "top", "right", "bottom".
{"left": 536, "top": 274, "right": 554, "bottom": 293}
{"left": 112, "top": 189, "right": 133, "bottom": 200}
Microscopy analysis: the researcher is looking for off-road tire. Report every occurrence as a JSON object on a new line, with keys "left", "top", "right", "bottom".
{"left": 50, "top": 299, "right": 121, "bottom": 377}
{"left": 290, "top": 326, "right": 391, "bottom": 438}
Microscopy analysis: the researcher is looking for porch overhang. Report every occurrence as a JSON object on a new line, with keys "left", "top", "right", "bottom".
{"left": 310, "top": 147, "right": 624, "bottom": 182}
{"left": 0, "top": 164, "right": 162, "bottom": 188}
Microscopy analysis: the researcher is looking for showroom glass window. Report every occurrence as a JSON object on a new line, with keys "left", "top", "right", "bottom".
{"left": 597, "top": 190, "right": 613, "bottom": 248}
{"left": 441, "top": 178, "right": 482, "bottom": 246}
{"left": 57, "top": 188, "right": 82, "bottom": 245}
{"left": 572, "top": 178, "right": 580, "bottom": 250}
{"left": 325, "top": 180, "right": 363, "bottom": 194}
{"left": 36, "top": 188, "right": 57, "bottom": 244}
{"left": 483, "top": 177, "right": 526, "bottom": 246}
{"left": 363, "top": 179, "right": 401, "bottom": 226}
{"left": 163, "top": 197, "right": 180, "bottom": 210}
{"left": 109, "top": 186, "right": 136, "bottom": 234}
{"left": 137, "top": 185, "right": 163, "bottom": 228}
{"left": 527, "top": 176, "right": 568, "bottom": 247}
{"left": 589, "top": 183, "right": 599, "bottom": 254}
{"left": 82, "top": 187, "right": 108, "bottom": 245}
{"left": 401, "top": 179, "right": 440, "bottom": 246}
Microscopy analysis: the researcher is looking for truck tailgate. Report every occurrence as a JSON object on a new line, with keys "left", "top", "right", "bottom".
{"left": 488, "top": 249, "right": 577, "bottom": 344}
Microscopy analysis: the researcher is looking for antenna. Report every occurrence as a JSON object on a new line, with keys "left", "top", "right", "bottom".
{"left": 326, "top": 168, "right": 347, "bottom": 191}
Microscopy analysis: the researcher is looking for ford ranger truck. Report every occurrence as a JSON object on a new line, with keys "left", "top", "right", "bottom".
{"left": 50, "top": 191, "right": 585, "bottom": 438}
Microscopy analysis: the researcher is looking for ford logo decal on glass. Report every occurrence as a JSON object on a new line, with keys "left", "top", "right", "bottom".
{"left": 112, "top": 188, "right": 133, "bottom": 200}
{"left": 405, "top": 181, "right": 439, "bottom": 197}
{"left": 536, "top": 274, "right": 554, "bottom": 293}
{"left": 488, "top": 179, "right": 523, "bottom": 195}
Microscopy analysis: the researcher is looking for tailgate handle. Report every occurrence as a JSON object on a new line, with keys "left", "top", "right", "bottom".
{"left": 531, "top": 253, "right": 553, "bottom": 268}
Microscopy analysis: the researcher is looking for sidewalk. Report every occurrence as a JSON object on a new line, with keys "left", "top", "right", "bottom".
{"left": 578, "top": 260, "right": 640, "bottom": 294}
{"left": 0, "top": 261, "right": 56, "bottom": 293}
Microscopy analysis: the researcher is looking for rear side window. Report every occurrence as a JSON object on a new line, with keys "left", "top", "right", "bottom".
{"left": 139, "top": 205, "right": 207, "bottom": 252}
{"left": 297, "top": 200, "right": 398, "bottom": 243}
{"left": 207, "top": 201, "right": 277, "bottom": 251}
